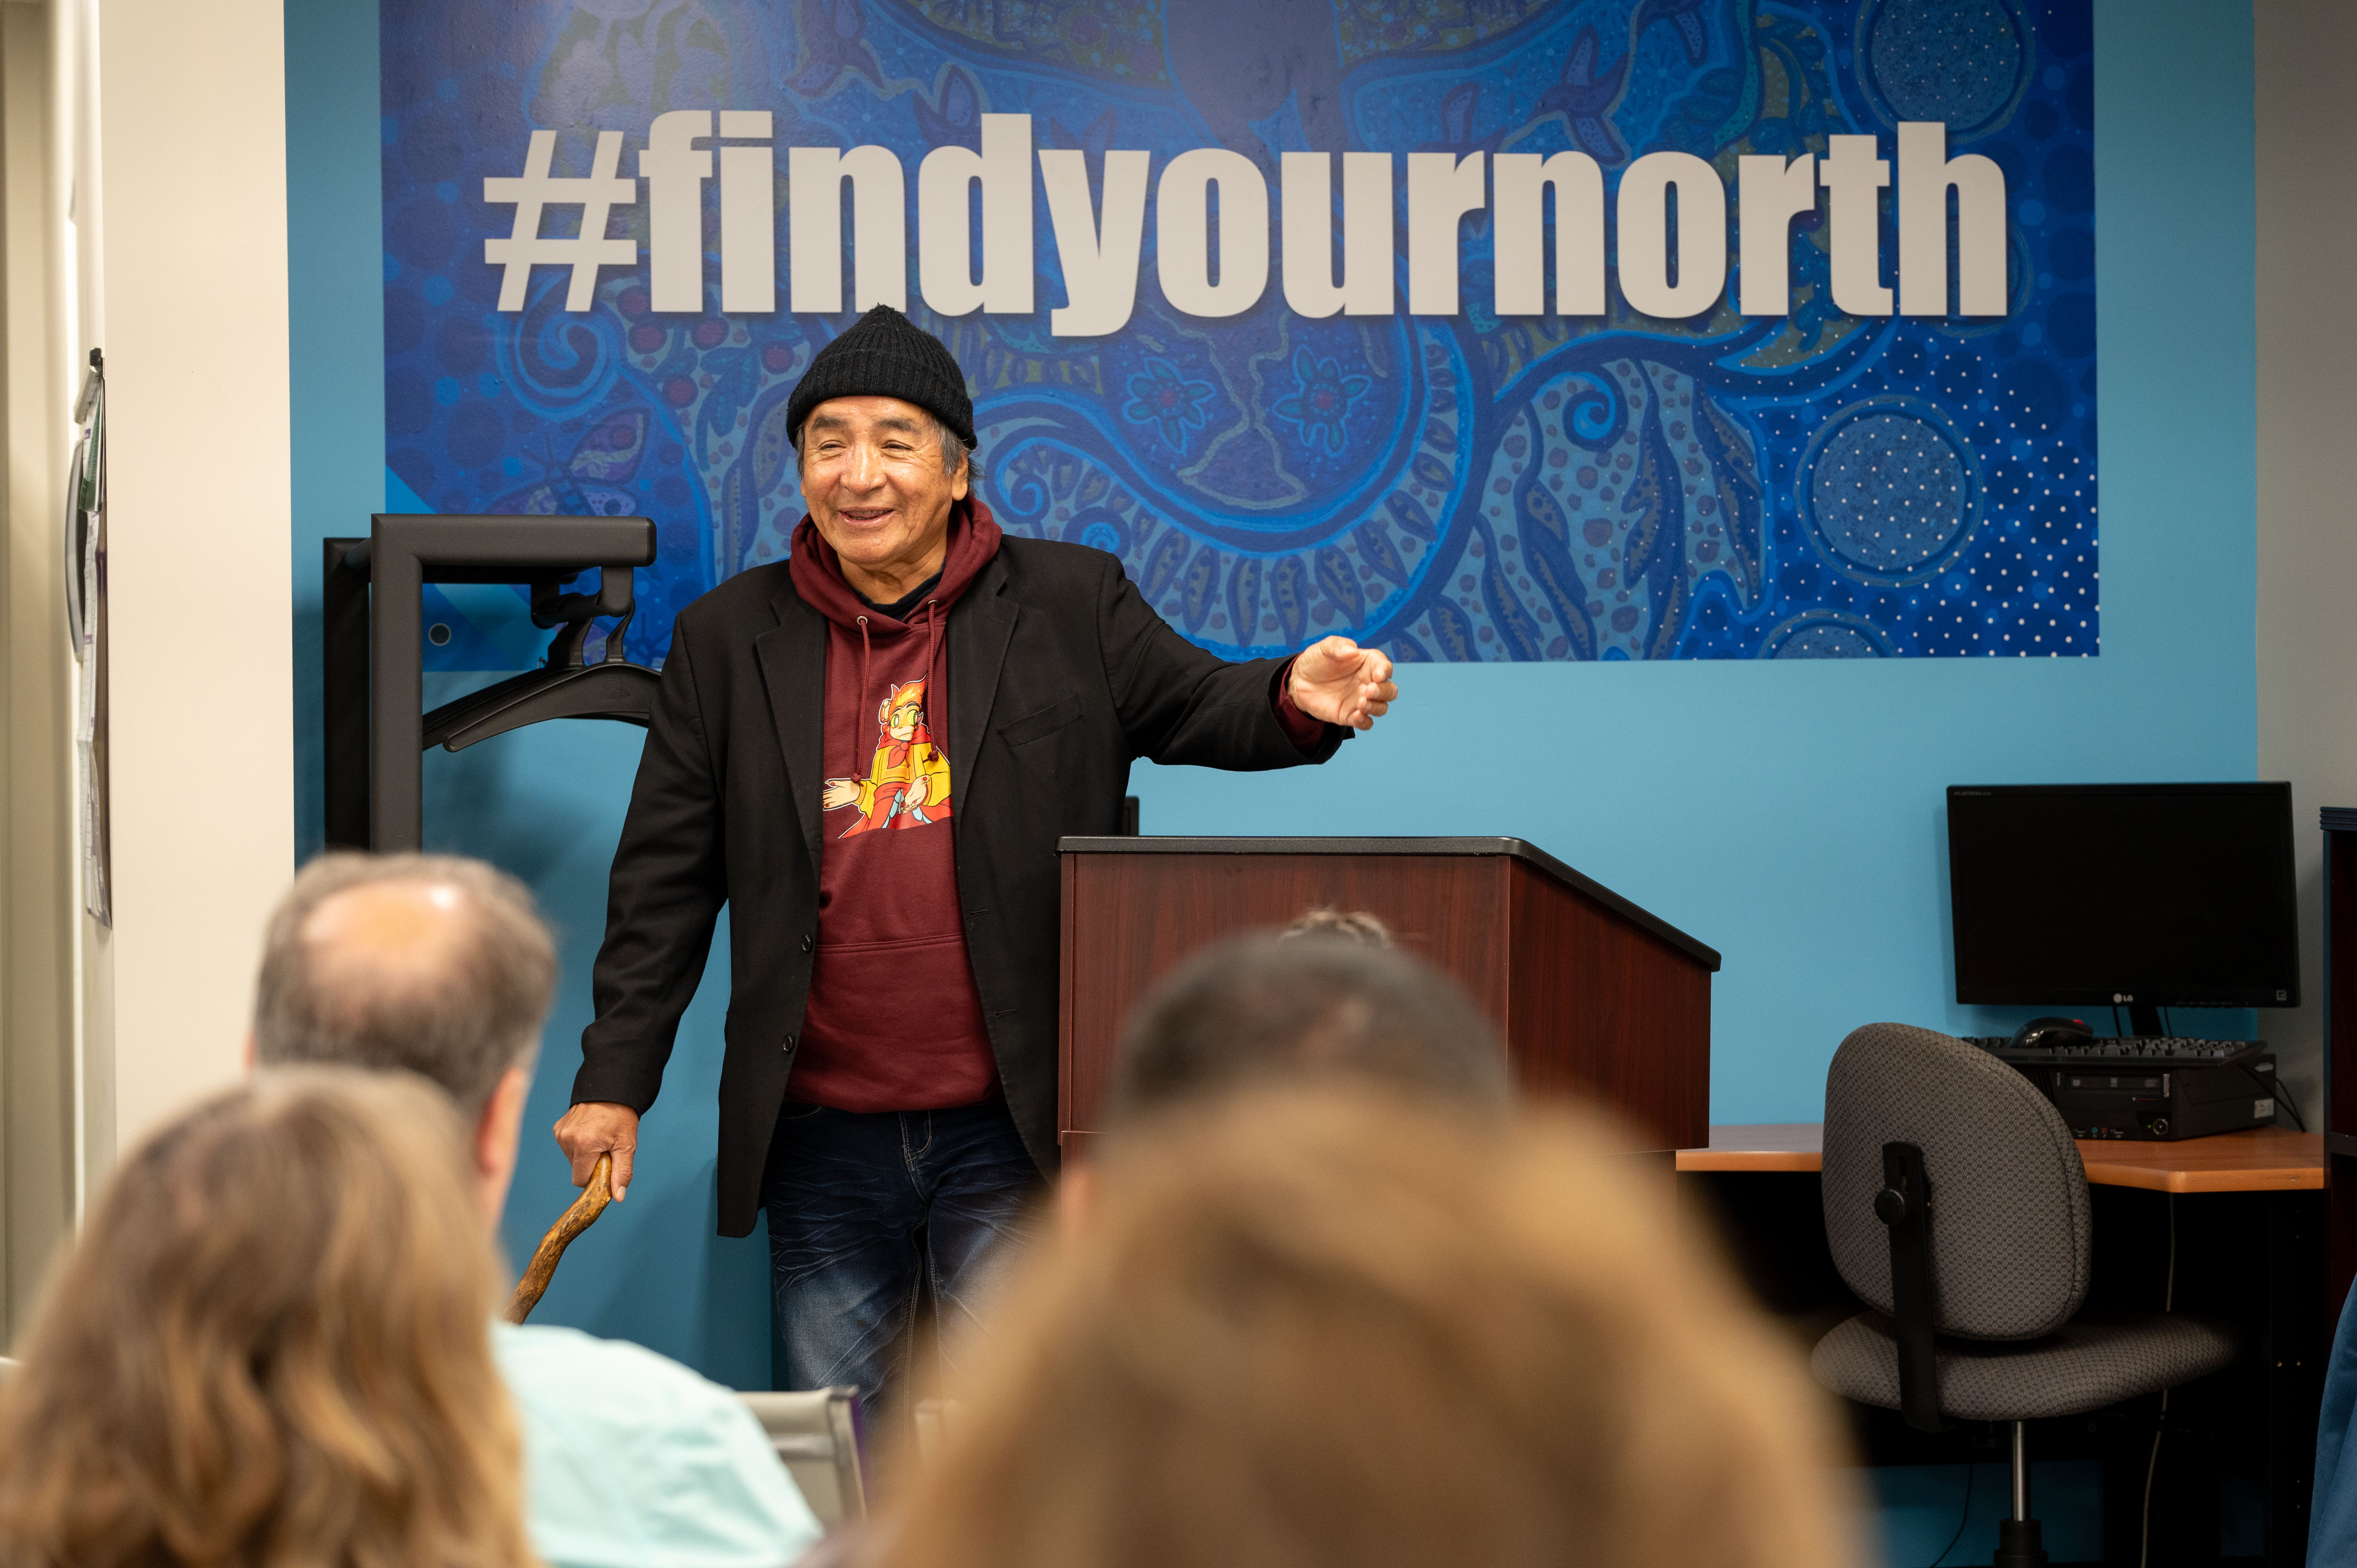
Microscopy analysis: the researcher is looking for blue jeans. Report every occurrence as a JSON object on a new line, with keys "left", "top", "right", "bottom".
{"left": 761, "top": 1098, "right": 1041, "bottom": 1411}
{"left": 2313, "top": 1281, "right": 2357, "bottom": 1559}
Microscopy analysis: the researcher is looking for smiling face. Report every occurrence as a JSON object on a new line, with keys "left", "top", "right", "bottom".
{"left": 799, "top": 396, "right": 970, "bottom": 600}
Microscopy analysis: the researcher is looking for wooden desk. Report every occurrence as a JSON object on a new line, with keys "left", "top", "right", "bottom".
{"left": 1680, "top": 1122, "right": 2328, "bottom": 1563}
{"left": 1678, "top": 1122, "right": 2324, "bottom": 1194}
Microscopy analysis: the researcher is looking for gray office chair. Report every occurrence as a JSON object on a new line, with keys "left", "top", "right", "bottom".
{"left": 738, "top": 1388, "right": 869, "bottom": 1528}
{"left": 1812, "top": 1024, "right": 2238, "bottom": 1568}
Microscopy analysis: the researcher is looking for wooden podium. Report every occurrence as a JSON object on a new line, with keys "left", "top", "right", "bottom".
{"left": 1057, "top": 837, "right": 1721, "bottom": 1152}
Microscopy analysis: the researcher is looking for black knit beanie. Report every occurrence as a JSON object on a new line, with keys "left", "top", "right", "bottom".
{"left": 786, "top": 305, "right": 976, "bottom": 450}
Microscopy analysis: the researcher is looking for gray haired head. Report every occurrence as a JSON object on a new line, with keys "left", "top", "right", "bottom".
{"left": 1109, "top": 935, "right": 1511, "bottom": 1123}
{"left": 251, "top": 853, "right": 557, "bottom": 1117}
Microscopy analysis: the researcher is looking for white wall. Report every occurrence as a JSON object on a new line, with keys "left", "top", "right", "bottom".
{"left": 2255, "top": 0, "right": 2357, "bottom": 1124}
{"left": 0, "top": 0, "right": 80, "bottom": 1336}
{"left": 84, "top": 0, "right": 291, "bottom": 1163}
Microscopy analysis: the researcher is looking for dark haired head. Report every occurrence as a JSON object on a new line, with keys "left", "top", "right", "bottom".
{"left": 1110, "top": 936, "right": 1510, "bottom": 1123}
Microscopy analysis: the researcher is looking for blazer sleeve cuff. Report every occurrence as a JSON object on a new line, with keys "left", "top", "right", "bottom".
{"left": 571, "top": 1058, "right": 663, "bottom": 1115}
{"left": 1269, "top": 657, "right": 1352, "bottom": 756}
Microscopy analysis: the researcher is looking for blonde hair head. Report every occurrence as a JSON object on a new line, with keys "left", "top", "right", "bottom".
{"left": 0, "top": 1067, "right": 533, "bottom": 1568}
{"left": 880, "top": 1087, "right": 1863, "bottom": 1568}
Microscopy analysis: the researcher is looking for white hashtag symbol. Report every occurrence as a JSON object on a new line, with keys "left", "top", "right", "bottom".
{"left": 484, "top": 130, "right": 639, "bottom": 312}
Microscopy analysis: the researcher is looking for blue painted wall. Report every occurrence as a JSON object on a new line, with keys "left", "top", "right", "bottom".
{"left": 1136, "top": 0, "right": 2260, "bottom": 1122}
{"left": 284, "top": 0, "right": 778, "bottom": 1379}
{"left": 286, "top": 0, "right": 2256, "bottom": 1396}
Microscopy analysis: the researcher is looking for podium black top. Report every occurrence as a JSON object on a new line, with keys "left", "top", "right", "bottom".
{"left": 1058, "top": 835, "right": 1720, "bottom": 971}
{"left": 2324, "top": 808, "right": 2357, "bottom": 834}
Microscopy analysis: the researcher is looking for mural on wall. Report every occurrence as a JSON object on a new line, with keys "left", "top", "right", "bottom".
{"left": 380, "top": 0, "right": 2095, "bottom": 667}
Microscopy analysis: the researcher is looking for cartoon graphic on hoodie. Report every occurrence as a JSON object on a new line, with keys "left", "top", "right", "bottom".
{"left": 823, "top": 676, "right": 952, "bottom": 834}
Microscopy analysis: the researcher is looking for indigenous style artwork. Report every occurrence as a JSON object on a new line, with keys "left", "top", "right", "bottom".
{"left": 381, "top": 0, "right": 2096, "bottom": 665}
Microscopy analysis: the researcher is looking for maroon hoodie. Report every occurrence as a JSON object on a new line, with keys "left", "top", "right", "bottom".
{"left": 784, "top": 498, "right": 1005, "bottom": 1112}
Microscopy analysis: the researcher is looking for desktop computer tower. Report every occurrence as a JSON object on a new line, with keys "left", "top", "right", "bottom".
{"left": 2009, "top": 1054, "right": 2279, "bottom": 1141}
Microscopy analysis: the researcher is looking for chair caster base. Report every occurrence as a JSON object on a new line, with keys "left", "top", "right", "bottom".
{"left": 1993, "top": 1516, "right": 2047, "bottom": 1567}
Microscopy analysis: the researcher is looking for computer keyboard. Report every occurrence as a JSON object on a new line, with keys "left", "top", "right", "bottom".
{"left": 1968, "top": 1036, "right": 2268, "bottom": 1068}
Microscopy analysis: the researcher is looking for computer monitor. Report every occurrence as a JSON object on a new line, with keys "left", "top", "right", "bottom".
{"left": 1946, "top": 782, "right": 2300, "bottom": 1034}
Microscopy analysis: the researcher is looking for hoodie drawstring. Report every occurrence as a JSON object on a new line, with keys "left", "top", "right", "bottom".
{"left": 846, "top": 599, "right": 945, "bottom": 818}
{"left": 923, "top": 599, "right": 942, "bottom": 737}
{"left": 856, "top": 616, "right": 872, "bottom": 756}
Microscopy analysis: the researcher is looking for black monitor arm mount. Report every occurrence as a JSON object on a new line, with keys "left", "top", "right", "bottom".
{"left": 325, "top": 514, "right": 659, "bottom": 851}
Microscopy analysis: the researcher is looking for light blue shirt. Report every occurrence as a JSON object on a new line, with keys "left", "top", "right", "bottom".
{"left": 493, "top": 1322, "right": 823, "bottom": 1568}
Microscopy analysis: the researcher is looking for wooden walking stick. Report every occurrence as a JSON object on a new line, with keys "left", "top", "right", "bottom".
{"left": 504, "top": 1154, "right": 613, "bottom": 1324}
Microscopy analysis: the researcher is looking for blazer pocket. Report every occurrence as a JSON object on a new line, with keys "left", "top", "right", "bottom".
{"left": 999, "top": 693, "right": 1083, "bottom": 750}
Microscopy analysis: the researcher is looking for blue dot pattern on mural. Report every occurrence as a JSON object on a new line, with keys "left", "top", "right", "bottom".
{"left": 379, "top": 0, "right": 2096, "bottom": 667}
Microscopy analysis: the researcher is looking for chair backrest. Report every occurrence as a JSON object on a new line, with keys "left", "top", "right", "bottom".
{"left": 739, "top": 1388, "right": 869, "bottom": 1526}
{"left": 1822, "top": 1022, "right": 2090, "bottom": 1340}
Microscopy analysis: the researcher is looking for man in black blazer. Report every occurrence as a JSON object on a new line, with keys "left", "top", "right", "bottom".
{"left": 554, "top": 306, "right": 1396, "bottom": 1406}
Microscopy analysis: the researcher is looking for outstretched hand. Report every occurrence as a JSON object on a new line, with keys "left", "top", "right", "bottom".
{"left": 1287, "top": 636, "right": 1398, "bottom": 731}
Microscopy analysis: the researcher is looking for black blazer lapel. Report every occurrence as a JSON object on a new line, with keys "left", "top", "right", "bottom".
{"left": 753, "top": 584, "right": 830, "bottom": 869}
{"left": 949, "top": 568, "right": 1018, "bottom": 810}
